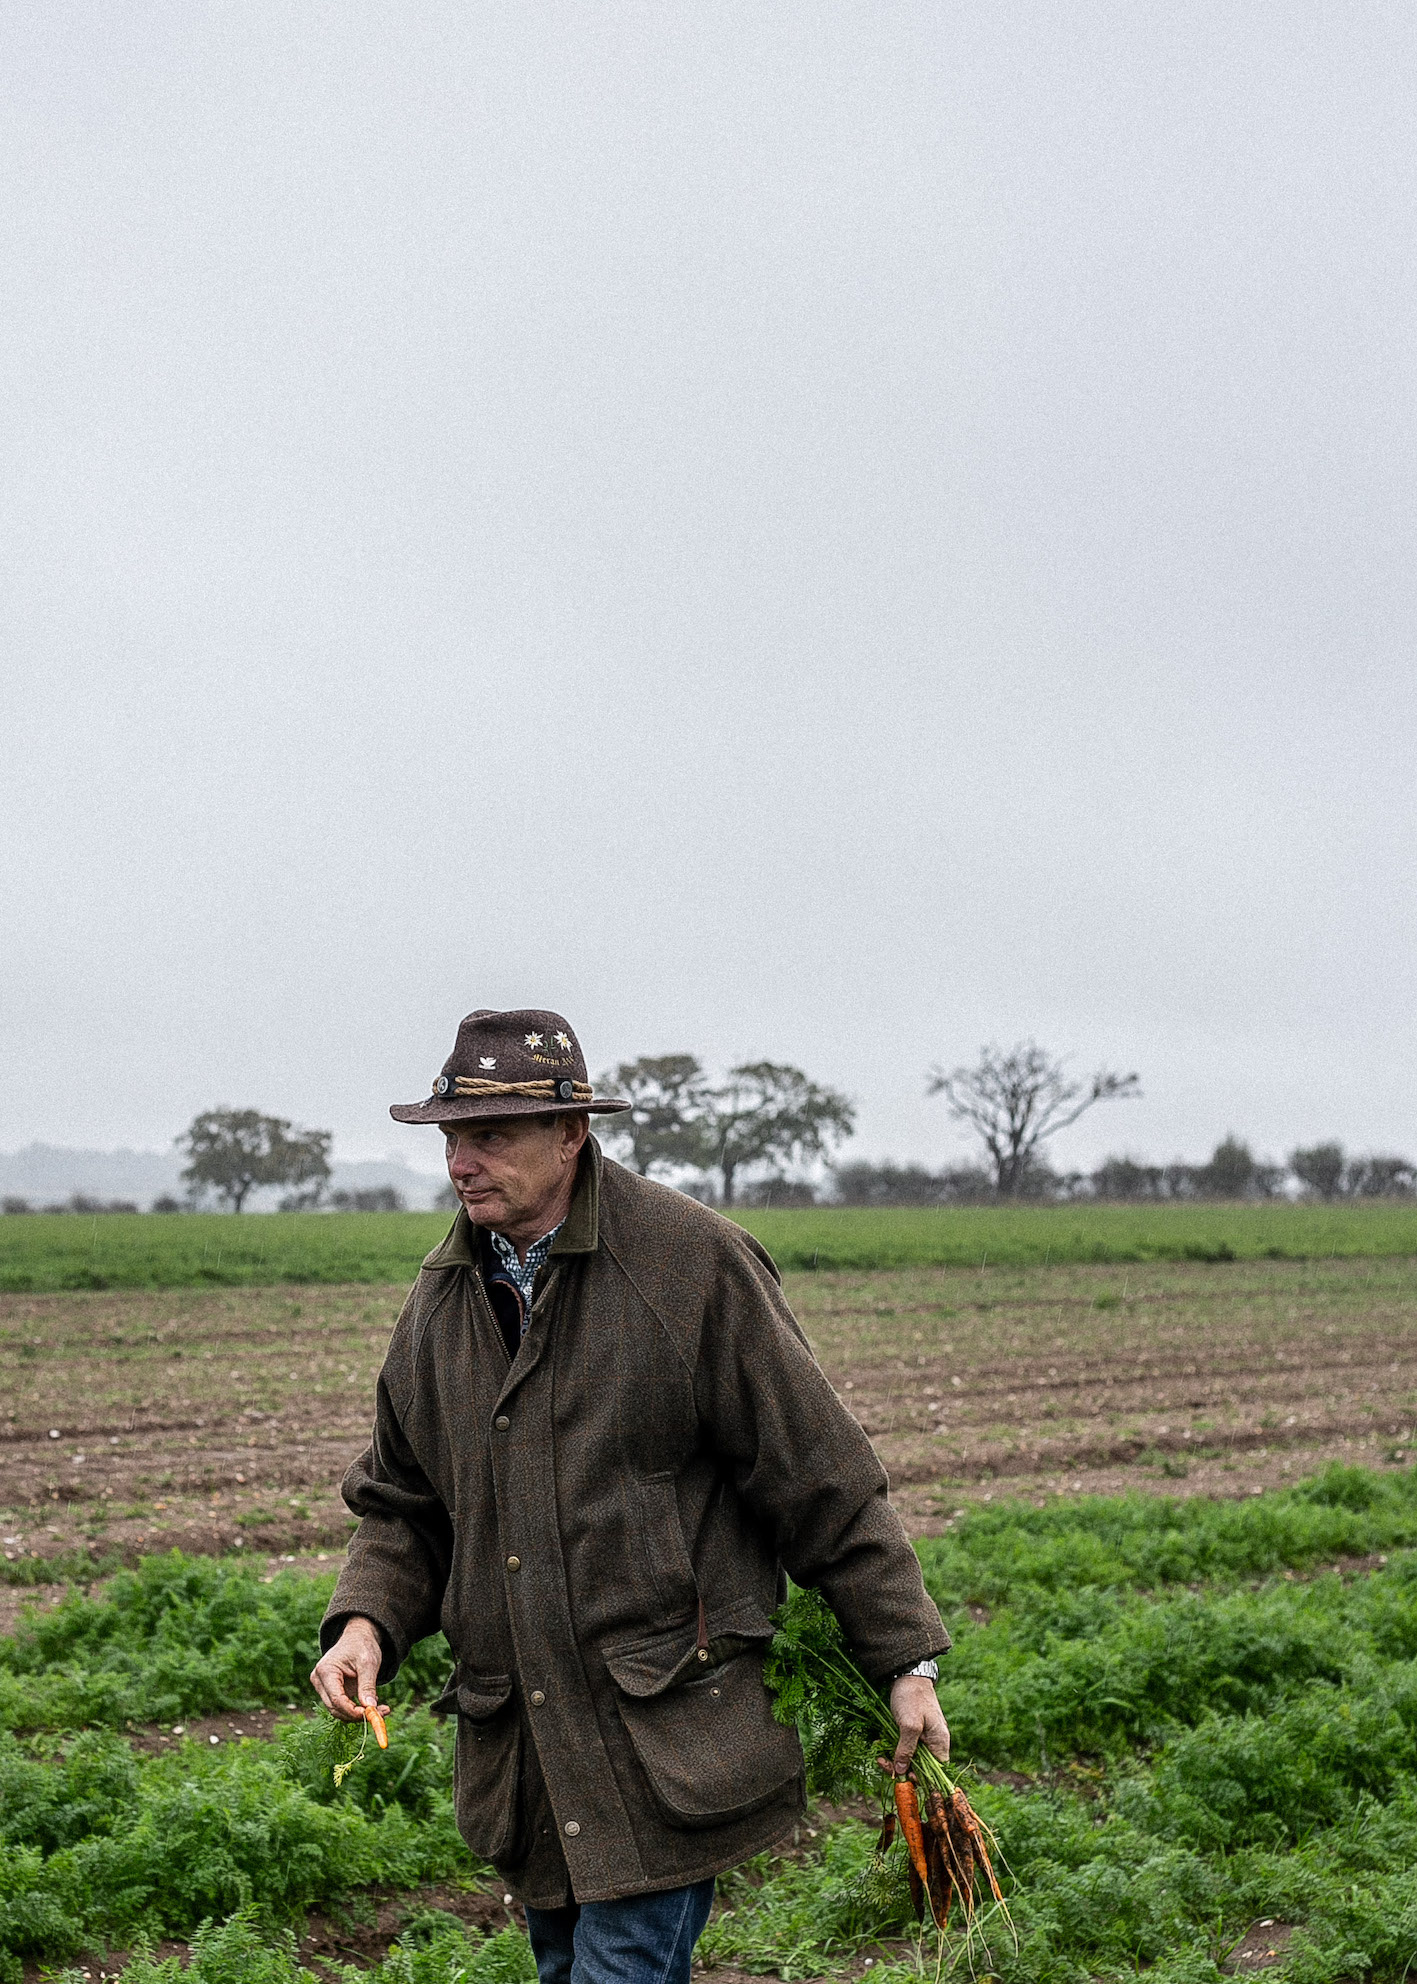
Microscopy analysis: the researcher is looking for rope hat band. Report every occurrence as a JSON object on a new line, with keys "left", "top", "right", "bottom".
{"left": 391, "top": 1009, "right": 630, "bottom": 1122}
{"left": 431, "top": 1074, "right": 593, "bottom": 1104}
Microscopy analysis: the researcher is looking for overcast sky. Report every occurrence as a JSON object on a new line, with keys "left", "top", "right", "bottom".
{"left": 2, "top": 2, "right": 1415, "bottom": 1179}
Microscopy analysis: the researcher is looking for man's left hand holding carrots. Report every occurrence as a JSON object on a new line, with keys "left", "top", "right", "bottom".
{"left": 889, "top": 1673, "right": 951, "bottom": 1775}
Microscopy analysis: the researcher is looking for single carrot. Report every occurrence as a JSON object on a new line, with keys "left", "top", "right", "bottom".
{"left": 906, "top": 1859, "right": 925, "bottom": 1924}
{"left": 923, "top": 1823, "right": 954, "bottom": 1929}
{"left": 363, "top": 1705, "right": 389, "bottom": 1749}
{"left": 923, "top": 1788, "right": 952, "bottom": 1922}
{"left": 941, "top": 1798, "right": 975, "bottom": 1909}
{"left": 875, "top": 1807, "right": 897, "bottom": 1858}
{"left": 893, "top": 1777, "right": 930, "bottom": 1886}
{"left": 949, "top": 1787, "right": 1003, "bottom": 1903}
{"left": 973, "top": 1832, "right": 1003, "bottom": 1905}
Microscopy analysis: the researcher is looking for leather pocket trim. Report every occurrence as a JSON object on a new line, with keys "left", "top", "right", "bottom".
{"left": 602, "top": 1604, "right": 774, "bottom": 1698}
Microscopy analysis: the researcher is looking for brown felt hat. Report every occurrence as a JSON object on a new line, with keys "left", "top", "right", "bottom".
{"left": 390, "top": 1009, "right": 631, "bottom": 1126}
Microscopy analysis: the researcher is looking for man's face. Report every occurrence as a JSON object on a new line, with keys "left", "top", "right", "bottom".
{"left": 440, "top": 1113, "right": 587, "bottom": 1234}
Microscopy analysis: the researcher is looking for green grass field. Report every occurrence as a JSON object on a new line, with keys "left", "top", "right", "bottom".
{"left": 7, "top": 1467, "right": 1417, "bottom": 1984}
{"left": 3, "top": 1200, "right": 1417, "bottom": 1290}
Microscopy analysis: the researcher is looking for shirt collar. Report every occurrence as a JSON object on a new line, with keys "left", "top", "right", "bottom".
{"left": 489, "top": 1222, "right": 562, "bottom": 1277}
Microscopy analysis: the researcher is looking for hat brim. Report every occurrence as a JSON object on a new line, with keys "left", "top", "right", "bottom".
{"left": 390, "top": 1094, "right": 631, "bottom": 1126}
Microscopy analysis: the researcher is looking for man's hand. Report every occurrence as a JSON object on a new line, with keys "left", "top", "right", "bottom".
{"left": 888, "top": 1673, "right": 950, "bottom": 1775}
{"left": 310, "top": 1616, "right": 390, "bottom": 1722}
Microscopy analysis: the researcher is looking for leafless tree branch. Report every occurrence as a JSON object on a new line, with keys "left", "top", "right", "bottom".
{"left": 927, "top": 1042, "right": 1140, "bottom": 1196}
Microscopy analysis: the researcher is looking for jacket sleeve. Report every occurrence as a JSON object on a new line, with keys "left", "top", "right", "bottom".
{"left": 319, "top": 1298, "right": 454, "bottom": 1682}
{"left": 693, "top": 1231, "right": 950, "bottom": 1684}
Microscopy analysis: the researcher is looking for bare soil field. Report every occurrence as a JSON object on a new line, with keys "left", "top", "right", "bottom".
{"left": 2, "top": 1255, "right": 1414, "bottom": 1589}
{"left": 0, "top": 1284, "right": 386, "bottom": 1595}
{"left": 793, "top": 1255, "right": 1417, "bottom": 1528}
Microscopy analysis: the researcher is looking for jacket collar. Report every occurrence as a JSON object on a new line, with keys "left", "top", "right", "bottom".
{"left": 551, "top": 1135, "right": 601, "bottom": 1254}
{"left": 421, "top": 1136, "right": 602, "bottom": 1270}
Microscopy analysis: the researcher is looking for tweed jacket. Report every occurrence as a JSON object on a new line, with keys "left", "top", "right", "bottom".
{"left": 321, "top": 1140, "right": 950, "bottom": 1907}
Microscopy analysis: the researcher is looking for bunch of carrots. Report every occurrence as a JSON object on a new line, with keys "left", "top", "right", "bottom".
{"left": 765, "top": 1588, "right": 1013, "bottom": 1951}
{"left": 883, "top": 1766, "right": 1004, "bottom": 1935}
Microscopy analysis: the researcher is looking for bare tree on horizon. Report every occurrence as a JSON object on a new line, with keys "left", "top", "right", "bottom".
{"left": 929, "top": 1042, "right": 1140, "bottom": 1197}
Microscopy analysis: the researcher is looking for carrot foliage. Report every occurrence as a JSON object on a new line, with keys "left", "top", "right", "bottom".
{"left": 764, "top": 1586, "right": 889, "bottom": 1801}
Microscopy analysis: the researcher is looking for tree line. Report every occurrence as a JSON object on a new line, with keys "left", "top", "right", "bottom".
{"left": 0, "top": 1111, "right": 346, "bottom": 1217}
{"left": 834, "top": 1139, "right": 1417, "bottom": 1207}
{"left": 4, "top": 1041, "right": 1412, "bottom": 1213}
{"left": 0, "top": 1065, "right": 859, "bottom": 1214}
{"left": 601, "top": 1043, "right": 1416, "bottom": 1206}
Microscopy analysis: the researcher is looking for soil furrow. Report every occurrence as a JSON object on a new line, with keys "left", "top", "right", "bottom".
{"left": 5, "top": 1256, "right": 1417, "bottom": 1566}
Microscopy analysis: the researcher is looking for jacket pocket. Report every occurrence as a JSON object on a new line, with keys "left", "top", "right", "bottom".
{"left": 632, "top": 1471, "right": 699, "bottom": 1622}
{"left": 604, "top": 1640, "right": 803, "bottom": 1832}
{"left": 452, "top": 1674, "right": 522, "bottom": 1865}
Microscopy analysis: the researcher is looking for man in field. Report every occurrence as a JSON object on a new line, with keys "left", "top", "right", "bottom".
{"left": 311, "top": 1008, "right": 949, "bottom": 1984}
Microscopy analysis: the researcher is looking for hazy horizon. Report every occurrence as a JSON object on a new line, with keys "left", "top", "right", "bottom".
{"left": 4, "top": 5, "right": 1414, "bottom": 1177}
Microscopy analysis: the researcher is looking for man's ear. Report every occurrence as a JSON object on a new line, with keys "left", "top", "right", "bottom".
{"left": 559, "top": 1111, "right": 590, "bottom": 1158}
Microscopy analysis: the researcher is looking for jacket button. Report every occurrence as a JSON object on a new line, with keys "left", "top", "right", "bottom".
{"left": 494, "top": 1415, "right": 510, "bottom": 1431}
{"left": 564, "top": 1820, "right": 581, "bottom": 1837}
{"left": 506, "top": 1556, "right": 521, "bottom": 1572}
{"left": 697, "top": 1649, "right": 710, "bottom": 1662}
{"left": 530, "top": 1689, "right": 545, "bottom": 1706}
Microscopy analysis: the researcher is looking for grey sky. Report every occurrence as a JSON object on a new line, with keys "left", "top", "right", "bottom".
{"left": 2, "top": 3, "right": 1415, "bottom": 1180}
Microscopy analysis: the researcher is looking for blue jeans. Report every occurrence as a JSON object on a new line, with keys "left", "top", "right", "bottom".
{"left": 525, "top": 1878, "right": 716, "bottom": 1984}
